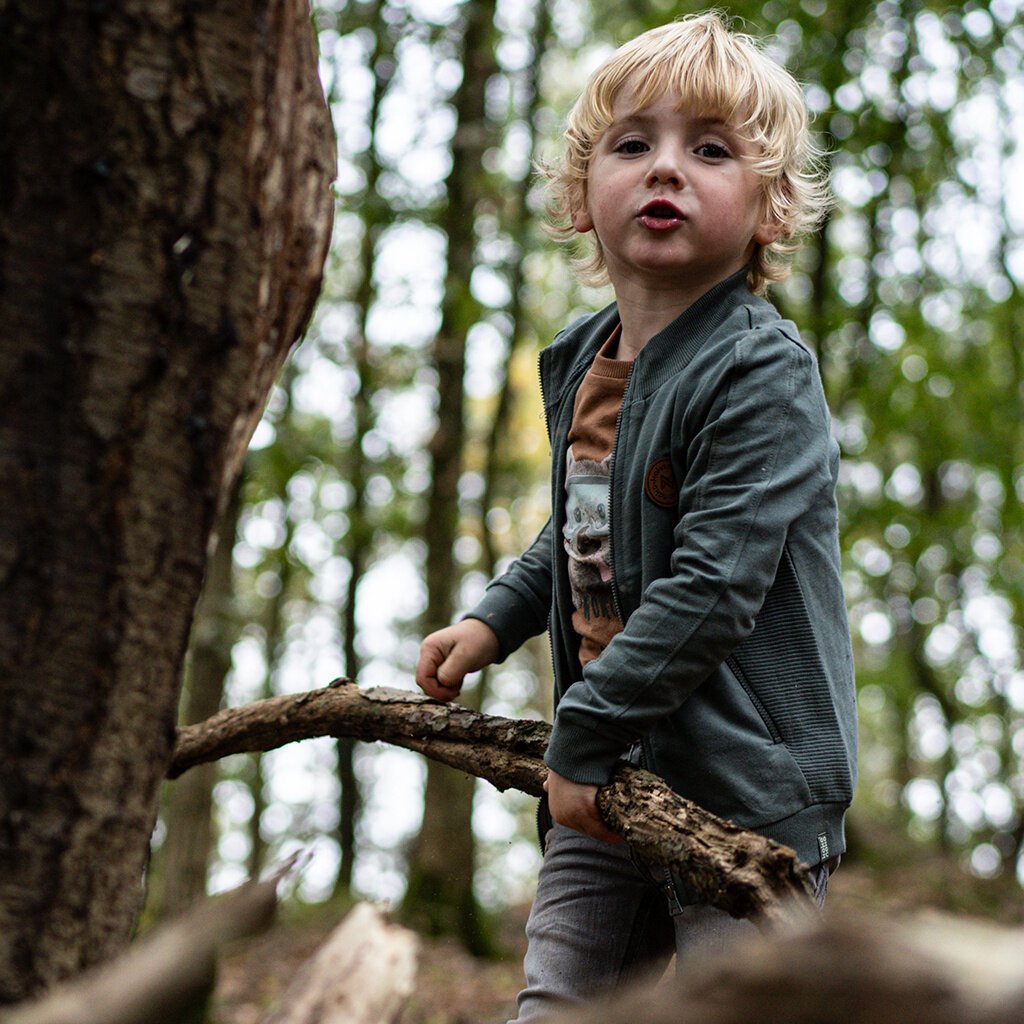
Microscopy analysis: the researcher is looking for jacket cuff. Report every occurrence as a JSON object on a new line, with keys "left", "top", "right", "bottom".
{"left": 464, "top": 581, "right": 546, "bottom": 663}
{"left": 543, "top": 717, "right": 625, "bottom": 786}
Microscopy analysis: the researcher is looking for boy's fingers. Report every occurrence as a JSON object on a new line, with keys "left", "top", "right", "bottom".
{"left": 415, "top": 635, "right": 450, "bottom": 687}
{"left": 435, "top": 650, "right": 469, "bottom": 689}
{"left": 585, "top": 815, "right": 625, "bottom": 845}
{"left": 544, "top": 771, "right": 624, "bottom": 845}
{"left": 556, "top": 807, "right": 623, "bottom": 845}
{"left": 544, "top": 770, "right": 622, "bottom": 843}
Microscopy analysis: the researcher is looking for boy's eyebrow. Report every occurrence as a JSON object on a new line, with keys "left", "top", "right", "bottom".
{"left": 610, "top": 111, "right": 735, "bottom": 132}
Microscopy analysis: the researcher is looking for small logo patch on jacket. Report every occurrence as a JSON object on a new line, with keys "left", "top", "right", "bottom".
{"left": 644, "top": 458, "right": 677, "bottom": 508}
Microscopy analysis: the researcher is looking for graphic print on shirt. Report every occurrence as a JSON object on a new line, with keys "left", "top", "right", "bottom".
{"left": 564, "top": 447, "right": 620, "bottom": 662}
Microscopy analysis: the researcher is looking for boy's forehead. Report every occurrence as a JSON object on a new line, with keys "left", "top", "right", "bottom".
{"left": 609, "top": 77, "right": 739, "bottom": 128}
{"left": 606, "top": 91, "right": 742, "bottom": 137}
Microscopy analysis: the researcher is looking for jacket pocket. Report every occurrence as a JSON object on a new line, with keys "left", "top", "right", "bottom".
{"left": 726, "top": 655, "right": 782, "bottom": 744}
{"left": 652, "top": 672, "right": 813, "bottom": 826}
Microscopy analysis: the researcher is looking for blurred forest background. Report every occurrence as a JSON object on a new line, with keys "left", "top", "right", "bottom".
{"left": 146, "top": 0, "right": 1024, "bottom": 955}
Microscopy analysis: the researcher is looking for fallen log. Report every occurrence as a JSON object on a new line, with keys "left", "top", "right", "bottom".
{"left": 0, "top": 873, "right": 280, "bottom": 1024}
{"left": 170, "top": 680, "right": 815, "bottom": 928}
{"left": 261, "top": 903, "right": 418, "bottom": 1024}
{"left": 553, "top": 911, "right": 1024, "bottom": 1024}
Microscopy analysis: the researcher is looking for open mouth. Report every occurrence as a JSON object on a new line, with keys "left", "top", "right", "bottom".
{"left": 641, "top": 201, "right": 682, "bottom": 218}
{"left": 638, "top": 200, "right": 684, "bottom": 227}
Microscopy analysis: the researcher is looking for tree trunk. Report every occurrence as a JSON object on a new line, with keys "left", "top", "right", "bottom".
{"left": 248, "top": 522, "right": 296, "bottom": 882}
{"left": 152, "top": 476, "right": 244, "bottom": 918}
{"left": 472, "top": 0, "right": 551, "bottom": 713}
{"left": 403, "top": 0, "right": 500, "bottom": 955}
{"left": 0, "top": 0, "right": 334, "bottom": 1002}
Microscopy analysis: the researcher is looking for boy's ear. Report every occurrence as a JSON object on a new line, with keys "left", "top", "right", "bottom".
{"left": 753, "top": 217, "right": 783, "bottom": 246}
{"left": 571, "top": 207, "right": 594, "bottom": 233}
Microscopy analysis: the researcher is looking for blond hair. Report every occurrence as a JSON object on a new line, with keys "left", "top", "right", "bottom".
{"left": 544, "top": 12, "right": 830, "bottom": 294}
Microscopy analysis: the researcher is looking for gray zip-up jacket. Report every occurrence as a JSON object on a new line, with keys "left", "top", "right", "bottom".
{"left": 469, "top": 271, "right": 857, "bottom": 867}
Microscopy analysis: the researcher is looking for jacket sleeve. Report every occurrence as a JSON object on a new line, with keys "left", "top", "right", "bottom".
{"left": 545, "top": 327, "right": 836, "bottom": 785}
{"left": 465, "top": 517, "right": 553, "bottom": 662}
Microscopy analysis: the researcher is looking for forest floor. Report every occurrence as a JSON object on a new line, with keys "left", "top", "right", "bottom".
{"left": 212, "top": 859, "right": 1024, "bottom": 1024}
{"left": 214, "top": 900, "right": 529, "bottom": 1024}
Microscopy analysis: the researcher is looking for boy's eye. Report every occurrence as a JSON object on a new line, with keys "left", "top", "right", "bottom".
{"left": 696, "top": 142, "right": 730, "bottom": 159}
{"left": 614, "top": 137, "right": 649, "bottom": 155}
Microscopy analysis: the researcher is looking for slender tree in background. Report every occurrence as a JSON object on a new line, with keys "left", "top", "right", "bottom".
{"left": 401, "top": 0, "right": 502, "bottom": 954}
{"left": 235, "top": 371, "right": 329, "bottom": 882}
{"left": 150, "top": 478, "right": 244, "bottom": 918}
{"left": 318, "top": 0, "right": 396, "bottom": 899}
{"left": 0, "top": 0, "right": 334, "bottom": 1002}
{"left": 473, "top": 1, "right": 553, "bottom": 709}
{"left": 244, "top": 510, "right": 296, "bottom": 884}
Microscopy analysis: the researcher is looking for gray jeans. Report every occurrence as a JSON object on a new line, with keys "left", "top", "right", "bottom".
{"left": 511, "top": 824, "right": 829, "bottom": 1023}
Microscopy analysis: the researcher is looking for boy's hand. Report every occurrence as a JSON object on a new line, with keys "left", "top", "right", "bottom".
{"left": 544, "top": 769, "right": 624, "bottom": 844}
{"left": 415, "top": 618, "right": 500, "bottom": 702}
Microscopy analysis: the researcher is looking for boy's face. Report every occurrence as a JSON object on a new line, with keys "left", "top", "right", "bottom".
{"left": 573, "top": 86, "right": 780, "bottom": 303}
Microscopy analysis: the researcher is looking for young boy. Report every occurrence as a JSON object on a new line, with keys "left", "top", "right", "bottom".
{"left": 416, "top": 12, "right": 857, "bottom": 1018}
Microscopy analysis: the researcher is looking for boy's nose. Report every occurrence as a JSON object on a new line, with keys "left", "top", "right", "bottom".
{"left": 646, "top": 169, "right": 681, "bottom": 187}
{"left": 645, "top": 152, "right": 684, "bottom": 188}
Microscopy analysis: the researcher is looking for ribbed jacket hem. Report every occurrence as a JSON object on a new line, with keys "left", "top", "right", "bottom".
{"left": 543, "top": 718, "right": 624, "bottom": 786}
{"left": 753, "top": 800, "right": 848, "bottom": 867}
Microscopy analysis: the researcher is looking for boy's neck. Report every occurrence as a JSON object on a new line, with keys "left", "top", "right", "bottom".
{"left": 612, "top": 281, "right": 710, "bottom": 361}
{"left": 607, "top": 260, "right": 753, "bottom": 360}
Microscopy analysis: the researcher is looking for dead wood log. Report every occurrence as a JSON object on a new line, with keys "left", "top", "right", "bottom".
{"left": 552, "top": 911, "right": 1024, "bottom": 1024}
{"left": 0, "top": 875, "right": 280, "bottom": 1024}
{"left": 170, "top": 681, "right": 815, "bottom": 928}
{"left": 261, "top": 904, "right": 419, "bottom": 1024}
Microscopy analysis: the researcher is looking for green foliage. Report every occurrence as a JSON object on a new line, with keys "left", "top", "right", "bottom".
{"left": 182, "top": 0, "right": 1024, "bottom": 915}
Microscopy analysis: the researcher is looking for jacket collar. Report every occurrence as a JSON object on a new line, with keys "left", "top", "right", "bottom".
{"left": 542, "top": 269, "right": 774, "bottom": 402}
{"left": 631, "top": 270, "right": 765, "bottom": 395}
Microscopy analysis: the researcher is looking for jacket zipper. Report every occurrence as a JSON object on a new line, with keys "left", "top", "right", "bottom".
{"left": 606, "top": 362, "right": 635, "bottom": 625}
{"left": 726, "top": 654, "right": 783, "bottom": 743}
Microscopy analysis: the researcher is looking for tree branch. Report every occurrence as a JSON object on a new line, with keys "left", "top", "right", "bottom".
{"left": 170, "top": 680, "right": 815, "bottom": 928}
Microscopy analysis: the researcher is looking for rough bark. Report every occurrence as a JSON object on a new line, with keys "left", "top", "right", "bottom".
{"left": 170, "top": 684, "right": 815, "bottom": 928}
{"left": 1, "top": 875, "right": 280, "bottom": 1024}
{"left": 0, "top": 0, "right": 334, "bottom": 1001}
{"left": 261, "top": 904, "right": 419, "bottom": 1024}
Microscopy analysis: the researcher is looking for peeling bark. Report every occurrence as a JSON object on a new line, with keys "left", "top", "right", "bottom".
{"left": 170, "top": 684, "right": 816, "bottom": 928}
{"left": 0, "top": 0, "right": 334, "bottom": 1001}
